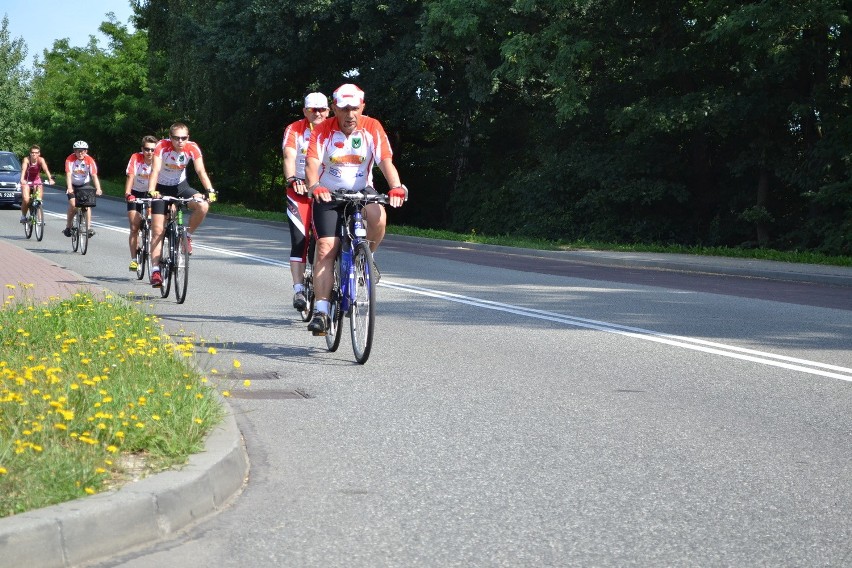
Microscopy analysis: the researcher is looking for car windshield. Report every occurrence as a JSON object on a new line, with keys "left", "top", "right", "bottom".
{"left": 0, "top": 154, "right": 21, "bottom": 172}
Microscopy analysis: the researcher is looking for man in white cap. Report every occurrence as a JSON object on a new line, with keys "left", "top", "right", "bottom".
{"left": 282, "top": 92, "right": 330, "bottom": 312}
{"left": 303, "top": 83, "right": 408, "bottom": 335}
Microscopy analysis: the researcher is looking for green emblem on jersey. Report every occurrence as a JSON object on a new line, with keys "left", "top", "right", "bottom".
{"left": 352, "top": 137, "right": 362, "bottom": 149}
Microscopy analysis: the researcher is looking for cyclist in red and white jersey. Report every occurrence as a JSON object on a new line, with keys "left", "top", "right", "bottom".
{"left": 283, "top": 91, "right": 330, "bottom": 312}
{"left": 304, "top": 83, "right": 408, "bottom": 334}
{"left": 147, "top": 122, "right": 216, "bottom": 288}
{"left": 63, "top": 141, "right": 102, "bottom": 237}
{"left": 124, "top": 135, "right": 157, "bottom": 271}
{"left": 19, "top": 145, "right": 55, "bottom": 224}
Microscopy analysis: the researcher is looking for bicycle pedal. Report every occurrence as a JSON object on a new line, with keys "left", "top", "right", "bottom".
{"left": 311, "top": 330, "right": 327, "bottom": 337}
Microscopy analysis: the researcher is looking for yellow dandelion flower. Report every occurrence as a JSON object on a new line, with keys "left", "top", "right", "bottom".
{"left": 152, "top": 415, "right": 161, "bottom": 421}
{"left": 0, "top": 467, "right": 7, "bottom": 474}
{"left": 106, "top": 445, "right": 118, "bottom": 453}
{"left": 243, "top": 380, "right": 251, "bottom": 387}
{"left": 207, "top": 347, "right": 217, "bottom": 354}
{"left": 233, "top": 359, "right": 241, "bottom": 368}
{"left": 96, "top": 467, "right": 106, "bottom": 474}
{"left": 54, "top": 423, "right": 67, "bottom": 431}
{"left": 194, "top": 418, "right": 203, "bottom": 424}
{"left": 222, "top": 390, "right": 231, "bottom": 397}
{"left": 84, "top": 487, "right": 95, "bottom": 495}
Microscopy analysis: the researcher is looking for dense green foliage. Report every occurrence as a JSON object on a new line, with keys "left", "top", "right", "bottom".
{"left": 5, "top": 2, "right": 851, "bottom": 254}
{"left": 0, "top": 17, "right": 31, "bottom": 154}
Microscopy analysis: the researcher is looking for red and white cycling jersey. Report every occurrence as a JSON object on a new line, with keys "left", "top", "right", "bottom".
{"left": 306, "top": 115, "right": 393, "bottom": 191}
{"left": 65, "top": 154, "right": 98, "bottom": 186}
{"left": 153, "top": 139, "right": 203, "bottom": 186}
{"left": 125, "top": 152, "right": 153, "bottom": 193}
{"left": 282, "top": 118, "right": 313, "bottom": 179}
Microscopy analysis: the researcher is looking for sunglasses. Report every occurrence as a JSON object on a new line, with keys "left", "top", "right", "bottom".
{"left": 307, "top": 107, "right": 328, "bottom": 113}
{"left": 142, "top": 147, "right": 156, "bottom": 152}
{"left": 171, "top": 135, "right": 189, "bottom": 141}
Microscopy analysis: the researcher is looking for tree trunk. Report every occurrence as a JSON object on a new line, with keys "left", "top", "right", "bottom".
{"left": 756, "top": 169, "right": 770, "bottom": 247}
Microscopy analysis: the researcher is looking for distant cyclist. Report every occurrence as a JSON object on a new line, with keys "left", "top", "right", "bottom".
{"left": 124, "top": 135, "right": 157, "bottom": 271}
{"left": 303, "top": 83, "right": 408, "bottom": 334}
{"left": 283, "top": 91, "right": 330, "bottom": 312}
{"left": 147, "top": 122, "right": 216, "bottom": 288}
{"left": 63, "top": 141, "right": 102, "bottom": 238}
{"left": 19, "top": 145, "right": 55, "bottom": 224}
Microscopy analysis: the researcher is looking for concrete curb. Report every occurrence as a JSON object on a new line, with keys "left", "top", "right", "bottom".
{"left": 0, "top": 404, "right": 248, "bottom": 568}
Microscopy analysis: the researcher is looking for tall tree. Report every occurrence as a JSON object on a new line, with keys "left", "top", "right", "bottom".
{"left": 0, "top": 15, "right": 31, "bottom": 154}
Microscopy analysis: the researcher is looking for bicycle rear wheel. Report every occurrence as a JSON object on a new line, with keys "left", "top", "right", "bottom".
{"left": 325, "top": 256, "right": 344, "bottom": 352}
{"left": 34, "top": 204, "right": 44, "bottom": 241}
{"left": 350, "top": 242, "right": 376, "bottom": 364}
{"left": 71, "top": 214, "right": 80, "bottom": 252}
{"left": 160, "top": 234, "right": 172, "bottom": 298}
{"left": 79, "top": 210, "right": 89, "bottom": 255}
{"left": 300, "top": 264, "right": 316, "bottom": 322}
{"left": 135, "top": 227, "right": 147, "bottom": 280}
{"left": 23, "top": 208, "right": 33, "bottom": 239}
{"left": 174, "top": 230, "right": 190, "bottom": 304}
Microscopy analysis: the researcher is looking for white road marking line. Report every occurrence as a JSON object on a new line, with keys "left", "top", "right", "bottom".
{"left": 385, "top": 282, "right": 852, "bottom": 383}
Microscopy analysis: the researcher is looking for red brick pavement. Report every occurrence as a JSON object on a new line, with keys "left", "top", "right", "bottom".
{"left": 0, "top": 237, "right": 97, "bottom": 305}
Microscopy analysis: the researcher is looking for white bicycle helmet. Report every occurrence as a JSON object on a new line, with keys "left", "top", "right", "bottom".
{"left": 72, "top": 140, "right": 89, "bottom": 149}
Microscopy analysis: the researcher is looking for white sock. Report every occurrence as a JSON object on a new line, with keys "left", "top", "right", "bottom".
{"left": 293, "top": 284, "right": 305, "bottom": 293}
{"left": 315, "top": 300, "right": 329, "bottom": 315}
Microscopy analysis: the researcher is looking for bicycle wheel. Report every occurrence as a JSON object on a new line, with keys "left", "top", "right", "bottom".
{"left": 34, "top": 204, "right": 44, "bottom": 241}
{"left": 300, "top": 264, "right": 316, "bottom": 322}
{"left": 160, "top": 234, "right": 172, "bottom": 298}
{"left": 71, "top": 213, "right": 80, "bottom": 252}
{"left": 325, "top": 256, "right": 344, "bottom": 352}
{"left": 174, "top": 229, "right": 190, "bottom": 304}
{"left": 79, "top": 209, "right": 89, "bottom": 255}
{"left": 135, "top": 227, "right": 147, "bottom": 280}
{"left": 23, "top": 208, "right": 33, "bottom": 239}
{"left": 350, "top": 242, "right": 376, "bottom": 364}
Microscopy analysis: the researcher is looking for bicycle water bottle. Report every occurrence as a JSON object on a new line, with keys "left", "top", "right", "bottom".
{"left": 354, "top": 214, "right": 367, "bottom": 238}
{"left": 177, "top": 207, "right": 183, "bottom": 225}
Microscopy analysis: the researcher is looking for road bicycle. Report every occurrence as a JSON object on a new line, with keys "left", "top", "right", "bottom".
{"left": 157, "top": 196, "right": 197, "bottom": 304}
{"left": 22, "top": 186, "right": 44, "bottom": 241}
{"left": 70, "top": 187, "right": 97, "bottom": 255}
{"left": 132, "top": 198, "right": 154, "bottom": 281}
{"left": 298, "top": 231, "right": 317, "bottom": 322}
{"left": 321, "top": 188, "right": 388, "bottom": 364}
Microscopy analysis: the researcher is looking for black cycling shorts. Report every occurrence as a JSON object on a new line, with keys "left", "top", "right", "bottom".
{"left": 312, "top": 187, "right": 379, "bottom": 239}
{"left": 151, "top": 180, "right": 200, "bottom": 215}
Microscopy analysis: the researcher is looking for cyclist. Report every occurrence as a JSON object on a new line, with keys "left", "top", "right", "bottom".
{"left": 63, "top": 141, "right": 102, "bottom": 237}
{"left": 147, "top": 122, "right": 215, "bottom": 288}
{"left": 19, "top": 145, "right": 55, "bottom": 224}
{"left": 124, "top": 136, "right": 158, "bottom": 271}
{"left": 303, "top": 83, "right": 408, "bottom": 334}
{"left": 283, "top": 91, "right": 330, "bottom": 312}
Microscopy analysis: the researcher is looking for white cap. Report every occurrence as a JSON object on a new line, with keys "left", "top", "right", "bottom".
{"left": 304, "top": 92, "right": 328, "bottom": 108}
{"left": 332, "top": 84, "right": 365, "bottom": 107}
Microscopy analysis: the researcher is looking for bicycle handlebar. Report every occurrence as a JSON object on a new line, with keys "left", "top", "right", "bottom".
{"left": 308, "top": 186, "right": 389, "bottom": 204}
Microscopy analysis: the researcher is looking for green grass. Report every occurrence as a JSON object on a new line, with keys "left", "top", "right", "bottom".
{"left": 387, "top": 226, "right": 852, "bottom": 267}
{"left": 0, "top": 290, "right": 234, "bottom": 518}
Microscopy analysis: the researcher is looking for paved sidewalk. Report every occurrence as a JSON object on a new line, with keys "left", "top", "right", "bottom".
{"left": 0, "top": 237, "right": 97, "bottom": 302}
{"left": 0, "top": 236, "right": 249, "bottom": 568}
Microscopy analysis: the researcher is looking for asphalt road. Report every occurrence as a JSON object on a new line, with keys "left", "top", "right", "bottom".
{"left": 2, "top": 190, "right": 851, "bottom": 567}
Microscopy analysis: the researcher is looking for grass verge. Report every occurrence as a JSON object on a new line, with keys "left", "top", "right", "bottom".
{"left": 0, "top": 289, "right": 230, "bottom": 518}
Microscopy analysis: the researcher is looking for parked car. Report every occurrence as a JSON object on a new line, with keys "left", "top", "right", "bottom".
{"left": 0, "top": 151, "right": 22, "bottom": 208}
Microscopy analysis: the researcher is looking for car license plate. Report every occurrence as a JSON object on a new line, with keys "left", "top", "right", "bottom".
{"left": 0, "top": 192, "right": 14, "bottom": 198}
